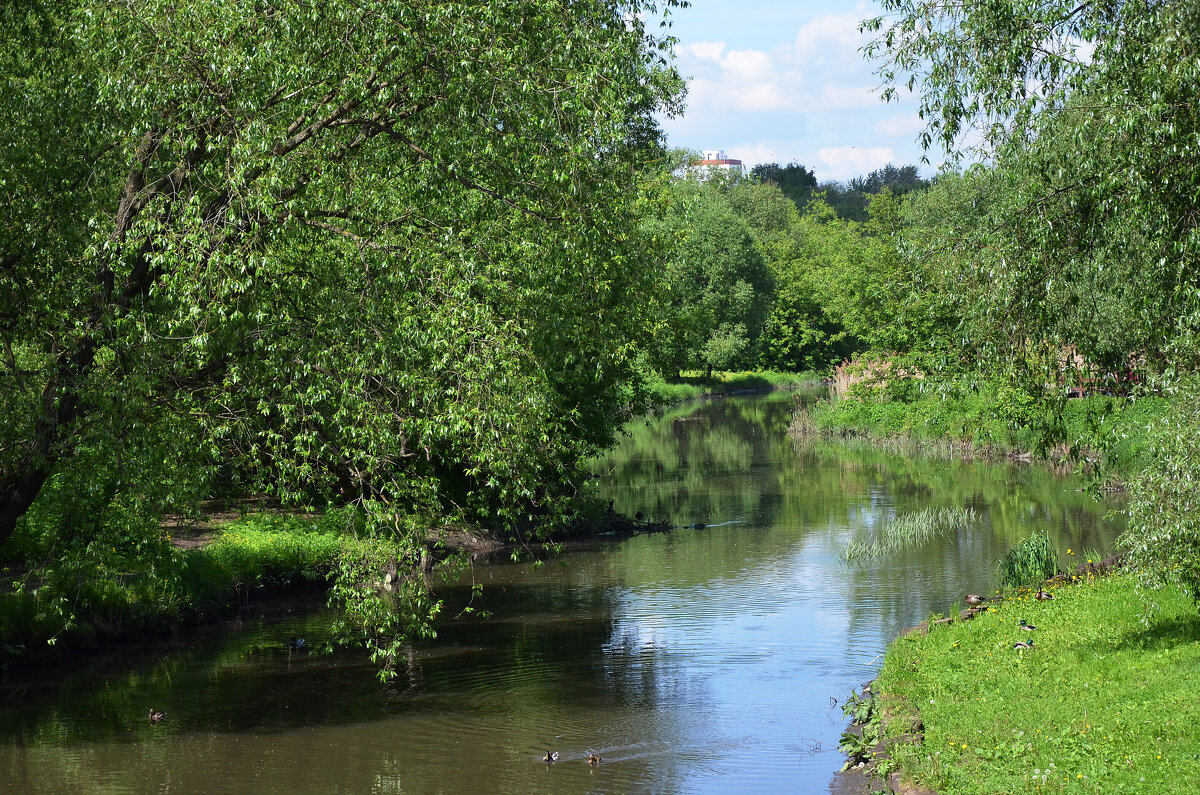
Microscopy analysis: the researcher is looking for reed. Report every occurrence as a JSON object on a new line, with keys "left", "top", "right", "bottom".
{"left": 995, "top": 530, "right": 1060, "bottom": 587}
{"left": 843, "top": 507, "right": 977, "bottom": 561}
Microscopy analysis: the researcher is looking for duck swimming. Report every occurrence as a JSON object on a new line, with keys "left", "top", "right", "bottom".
{"left": 588, "top": 754, "right": 602, "bottom": 766}
{"left": 148, "top": 709, "right": 166, "bottom": 723}
{"left": 543, "top": 751, "right": 558, "bottom": 763}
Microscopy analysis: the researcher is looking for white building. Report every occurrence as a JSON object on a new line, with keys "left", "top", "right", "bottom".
{"left": 691, "top": 149, "right": 743, "bottom": 178}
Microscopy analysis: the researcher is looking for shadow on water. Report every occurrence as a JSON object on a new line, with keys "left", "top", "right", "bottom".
{"left": 0, "top": 390, "right": 1126, "bottom": 794}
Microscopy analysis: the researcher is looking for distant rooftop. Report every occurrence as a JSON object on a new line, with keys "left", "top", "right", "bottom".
{"left": 699, "top": 149, "right": 742, "bottom": 166}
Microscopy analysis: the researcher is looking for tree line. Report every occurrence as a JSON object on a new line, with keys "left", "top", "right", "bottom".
{"left": 656, "top": 0, "right": 1200, "bottom": 607}
{"left": 643, "top": 154, "right": 936, "bottom": 378}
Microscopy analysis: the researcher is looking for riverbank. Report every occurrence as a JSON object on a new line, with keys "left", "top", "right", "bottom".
{"left": 792, "top": 387, "right": 1168, "bottom": 483}
{"left": 0, "top": 502, "right": 671, "bottom": 673}
{"left": 866, "top": 571, "right": 1200, "bottom": 793}
{"left": 647, "top": 369, "right": 821, "bottom": 405}
{"left": 801, "top": 384, "right": 1200, "bottom": 792}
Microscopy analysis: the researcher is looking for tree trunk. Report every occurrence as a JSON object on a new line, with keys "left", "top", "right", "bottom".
{"left": 0, "top": 468, "right": 52, "bottom": 549}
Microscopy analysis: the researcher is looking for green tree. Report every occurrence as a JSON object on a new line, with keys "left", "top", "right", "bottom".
{"left": 646, "top": 180, "right": 774, "bottom": 377}
{"left": 749, "top": 161, "right": 818, "bottom": 208}
{"left": 865, "top": 0, "right": 1200, "bottom": 378}
{"left": 0, "top": 0, "right": 684, "bottom": 659}
{"left": 1124, "top": 386, "right": 1200, "bottom": 607}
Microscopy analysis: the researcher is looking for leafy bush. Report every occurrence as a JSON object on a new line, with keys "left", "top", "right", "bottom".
{"left": 1123, "top": 388, "right": 1200, "bottom": 607}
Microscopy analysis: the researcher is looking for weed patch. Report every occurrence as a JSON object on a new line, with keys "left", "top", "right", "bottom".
{"left": 997, "top": 531, "right": 1061, "bottom": 588}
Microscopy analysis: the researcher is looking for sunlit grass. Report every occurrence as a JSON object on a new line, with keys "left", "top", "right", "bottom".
{"left": 647, "top": 369, "right": 821, "bottom": 405}
{"left": 793, "top": 390, "right": 1169, "bottom": 479}
{"left": 876, "top": 573, "right": 1200, "bottom": 793}
{"left": 1, "top": 512, "right": 350, "bottom": 661}
{"left": 843, "top": 507, "right": 977, "bottom": 560}
{"left": 180, "top": 513, "right": 345, "bottom": 601}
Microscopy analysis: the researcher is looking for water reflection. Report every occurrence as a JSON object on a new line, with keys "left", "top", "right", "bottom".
{"left": 0, "top": 391, "right": 1123, "bottom": 793}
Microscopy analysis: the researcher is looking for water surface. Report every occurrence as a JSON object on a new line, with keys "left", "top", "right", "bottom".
{"left": 0, "top": 392, "right": 1122, "bottom": 793}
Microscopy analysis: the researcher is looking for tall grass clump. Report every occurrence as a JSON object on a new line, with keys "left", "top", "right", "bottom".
{"left": 995, "top": 530, "right": 1059, "bottom": 587}
{"left": 180, "top": 513, "right": 347, "bottom": 604}
{"left": 844, "top": 507, "right": 977, "bottom": 560}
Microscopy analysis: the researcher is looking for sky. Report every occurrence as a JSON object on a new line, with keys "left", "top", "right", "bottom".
{"left": 656, "top": 1, "right": 943, "bottom": 183}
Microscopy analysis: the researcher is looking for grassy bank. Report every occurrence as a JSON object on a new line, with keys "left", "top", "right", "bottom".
{"left": 0, "top": 511, "right": 351, "bottom": 669}
{"left": 794, "top": 387, "right": 1169, "bottom": 479}
{"left": 0, "top": 498, "right": 659, "bottom": 671}
{"left": 873, "top": 573, "right": 1200, "bottom": 793}
{"left": 647, "top": 369, "right": 821, "bottom": 405}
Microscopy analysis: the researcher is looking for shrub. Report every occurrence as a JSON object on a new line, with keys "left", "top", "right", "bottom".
{"left": 1123, "top": 387, "right": 1200, "bottom": 607}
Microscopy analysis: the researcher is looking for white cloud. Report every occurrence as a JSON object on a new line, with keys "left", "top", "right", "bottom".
{"left": 818, "top": 83, "right": 881, "bottom": 110}
{"left": 817, "top": 146, "right": 896, "bottom": 178}
{"left": 673, "top": 9, "right": 885, "bottom": 117}
{"left": 659, "top": 1, "right": 943, "bottom": 181}
{"left": 680, "top": 41, "right": 726, "bottom": 62}
{"left": 678, "top": 44, "right": 797, "bottom": 112}
{"left": 874, "top": 114, "right": 925, "bottom": 138}
{"left": 793, "top": 11, "right": 865, "bottom": 61}
{"left": 725, "top": 141, "right": 787, "bottom": 166}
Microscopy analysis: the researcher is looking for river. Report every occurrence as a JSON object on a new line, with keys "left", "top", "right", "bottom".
{"left": 0, "top": 391, "right": 1122, "bottom": 793}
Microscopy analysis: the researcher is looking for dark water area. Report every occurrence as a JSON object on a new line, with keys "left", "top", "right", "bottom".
{"left": 0, "top": 391, "right": 1123, "bottom": 793}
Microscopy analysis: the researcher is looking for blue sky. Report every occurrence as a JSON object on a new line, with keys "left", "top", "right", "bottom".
{"left": 656, "top": 1, "right": 943, "bottom": 182}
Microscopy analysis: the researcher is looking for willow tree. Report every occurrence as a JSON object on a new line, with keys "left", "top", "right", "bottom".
{"left": 0, "top": 0, "right": 684, "bottom": 656}
{"left": 863, "top": 0, "right": 1200, "bottom": 604}
{"left": 863, "top": 0, "right": 1200, "bottom": 380}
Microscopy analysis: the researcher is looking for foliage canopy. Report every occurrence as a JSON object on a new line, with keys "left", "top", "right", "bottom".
{"left": 0, "top": 0, "right": 684, "bottom": 660}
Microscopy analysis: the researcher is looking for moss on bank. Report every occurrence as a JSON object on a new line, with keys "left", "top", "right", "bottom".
{"left": 874, "top": 573, "right": 1200, "bottom": 794}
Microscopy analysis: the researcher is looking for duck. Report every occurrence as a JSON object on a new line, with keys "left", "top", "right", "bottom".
{"left": 543, "top": 751, "right": 558, "bottom": 763}
{"left": 1019, "top": 620, "right": 1036, "bottom": 631}
{"left": 288, "top": 637, "right": 307, "bottom": 650}
{"left": 965, "top": 594, "right": 989, "bottom": 606}
{"left": 1034, "top": 590, "right": 1055, "bottom": 601}
{"left": 148, "top": 709, "right": 166, "bottom": 723}
{"left": 1012, "top": 640, "right": 1035, "bottom": 650}
{"left": 587, "top": 754, "right": 602, "bottom": 766}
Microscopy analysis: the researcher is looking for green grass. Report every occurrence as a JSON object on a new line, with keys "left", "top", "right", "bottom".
{"left": 1, "top": 511, "right": 351, "bottom": 663}
{"left": 795, "top": 387, "right": 1169, "bottom": 478}
{"left": 844, "top": 507, "right": 977, "bottom": 560}
{"left": 647, "top": 369, "right": 821, "bottom": 405}
{"left": 875, "top": 573, "right": 1200, "bottom": 793}
{"left": 179, "top": 512, "right": 346, "bottom": 602}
